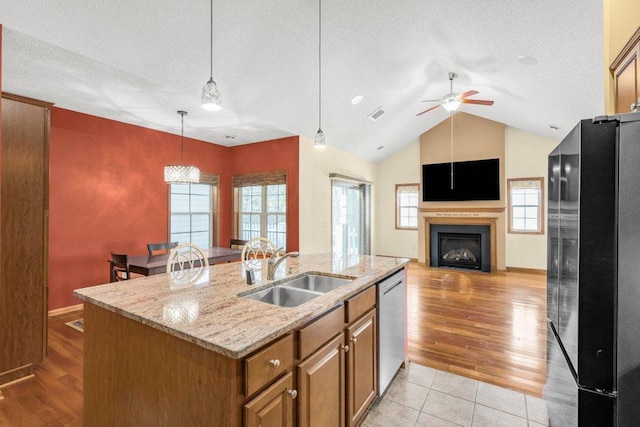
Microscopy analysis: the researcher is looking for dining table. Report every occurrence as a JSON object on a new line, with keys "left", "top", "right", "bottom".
{"left": 128, "top": 246, "right": 242, "bottom": 276}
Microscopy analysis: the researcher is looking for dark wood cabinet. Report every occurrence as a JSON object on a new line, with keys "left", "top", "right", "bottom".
{"left": 0, "top": 93, "right": 51, "bottom": 388}
{"left": 611, "top": 27, "right": 640, "bottom": 113}
{"left": 346, "top": 309, "right": 377, "bottom": 427}
{"left": 244, "top": 372, "right": 295, "bottom": 427}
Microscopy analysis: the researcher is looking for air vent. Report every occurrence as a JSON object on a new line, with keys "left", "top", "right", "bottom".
{"left": 367, "top": 106, "right": 386, "bottom": 121}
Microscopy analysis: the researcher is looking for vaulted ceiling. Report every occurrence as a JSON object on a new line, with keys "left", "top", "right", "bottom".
{"left": 0, "top": 0, "right": 603, "bottom": 162}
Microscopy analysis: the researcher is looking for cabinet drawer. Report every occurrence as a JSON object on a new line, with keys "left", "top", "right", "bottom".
{"left": 345, "top": 286, "right": 376, "bottom": 323}
{"left": 245, "top": 333, "right": 294, "bottom": 397}
{"left": 298, "top": 305, "right": 345, "bottom": 361}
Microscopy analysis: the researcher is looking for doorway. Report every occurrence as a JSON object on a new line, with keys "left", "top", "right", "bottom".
{"left": 331, "top": 178, "right": 371, "bottom": 256}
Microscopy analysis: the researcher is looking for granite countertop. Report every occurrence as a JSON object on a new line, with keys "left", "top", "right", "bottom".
{"left": 74, "top": 253, "right": 408, "bottom": 359}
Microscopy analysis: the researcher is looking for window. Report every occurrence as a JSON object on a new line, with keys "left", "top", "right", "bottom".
{"left": 169, "top": 173, "right": 218, "bottom": 249}
{"left": 396, "top": 183, "right": 419, "bottom": 229}
{"left": 234, "top": 171, "right": 287, "bottom": 250}
{"left": 508, "top": 177, "right": 544, "bottom": 234}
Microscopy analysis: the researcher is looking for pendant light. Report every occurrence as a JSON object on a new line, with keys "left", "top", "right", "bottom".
{"left": 164, "top": 111, "right": 200, "bottom": 184}
{"left": 314, "top": 0, "right": 326, "bottom": 148}
{"left": 201, "top": 0, "right": 221, "bottom": 111}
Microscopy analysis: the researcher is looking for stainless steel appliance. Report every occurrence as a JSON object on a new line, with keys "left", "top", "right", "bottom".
{"left": 377, "top": 269, "right": 406, "bottom": 395}
{"left": 545, "top": 113, "right": 640, "bottom": 426}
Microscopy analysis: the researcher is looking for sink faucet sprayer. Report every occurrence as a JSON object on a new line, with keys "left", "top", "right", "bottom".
{"left": 267, "top": 249, "right": 300, "bottom": 280}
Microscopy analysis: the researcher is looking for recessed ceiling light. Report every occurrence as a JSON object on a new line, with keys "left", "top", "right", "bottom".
{"left": 351, "top": 95, "right": 364, "bottom": 105}
{"left": 549, "top": 125, "right": 559, "bottom": 131}
{"left": 516, "top": 55, "right": 538, "bottom": 66}
{"left": 225, "top": 134, "right": 236, "bottom": 140}
{"left": 377, "top": 145, "right": 384, "bottom": 151}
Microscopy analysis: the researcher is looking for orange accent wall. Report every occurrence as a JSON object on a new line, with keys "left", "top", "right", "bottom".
{"left": 228, "top": 137, "right": 300, "bottom": 252}
{"left": 48, "top": 108, "right": 299, "bottom": 310}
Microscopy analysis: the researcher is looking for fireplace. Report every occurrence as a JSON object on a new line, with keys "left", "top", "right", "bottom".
{"left": 429, "top": 224, "right": 491, "bottom": 272}
{"left": 439, "top": 233, "right": 482, "bottom": 270}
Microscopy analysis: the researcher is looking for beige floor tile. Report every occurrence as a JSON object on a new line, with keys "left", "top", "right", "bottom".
{"left": 397, "top": 361, "right": 438, "bottom": 388}
{"left": 384, "top": 377, "right": 430, "bottom": 410}
{"left": 430, "top": 370, "right": 478, "bottom": 402}
{"left": 416, "top": 412, "right": 463, "bottom": 427}
{"left": 363, "top": 399, "right": 420, "bottom": 427}
{"left": 525, "top": 395, "right": 549, "bottom": 425}
{"left": 422, "top": 389, "right": 475, "bottom": 427}
{"left": 471, "top": 404, "right": 528, "bottom": 427}
{"left": 475, "top": 382, "right": 527, "bottom": 418}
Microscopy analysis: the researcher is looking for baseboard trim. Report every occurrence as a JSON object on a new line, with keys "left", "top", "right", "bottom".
{"left": 48, "top": 303, "right": 83, "bottom": 317}
{"left": 0, "top": 364, "right": 34, "bottom": 389}
{"left": 506, "top": 267, "right": 547, "bottom": 275}
{"left": 376, "top": 254, "right": 418, "bottom": 262}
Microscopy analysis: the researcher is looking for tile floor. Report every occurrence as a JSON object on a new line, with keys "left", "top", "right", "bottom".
{"left": 363, "top": 362, "right": 549, "bottom": 427}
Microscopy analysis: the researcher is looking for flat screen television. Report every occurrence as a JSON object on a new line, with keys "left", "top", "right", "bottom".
{"left": 422, "top": 158, "right": 500, "bottom": 201}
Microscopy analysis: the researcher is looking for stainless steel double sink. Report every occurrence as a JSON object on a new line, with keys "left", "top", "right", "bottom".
{"left": 241, "top": 274, "right": 353, "bottom": 307}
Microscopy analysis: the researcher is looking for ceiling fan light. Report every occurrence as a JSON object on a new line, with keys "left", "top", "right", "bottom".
{"left": 202, "top": 78, "right": 222, "bottom": 111}
{"left": 314, "top": 129, "right": 326, "bottom": 148}
{"left": 442, "top": 99, "right": 461, "bottom": 112}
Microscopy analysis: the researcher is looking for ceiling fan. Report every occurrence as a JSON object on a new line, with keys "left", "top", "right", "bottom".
{"left": 416, "top": 72, "right": 494, "bottom": 116}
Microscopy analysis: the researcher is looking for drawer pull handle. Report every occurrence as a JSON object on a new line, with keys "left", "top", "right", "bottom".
{"left": 351, "top": 337, "right": 358, "bottom": 344}
{"left": 269, "top": 359, "right": 280, "bottom": 368}
{"left": 287, "top": 389, "right": 298, "bottom": 399}
{"left": 342, "top": 344, "right": 349, "bottom": 353}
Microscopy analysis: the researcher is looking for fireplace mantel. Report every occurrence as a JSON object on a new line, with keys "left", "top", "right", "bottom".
{"left": 424, "top": 216, "right": 498, "bottom": 272}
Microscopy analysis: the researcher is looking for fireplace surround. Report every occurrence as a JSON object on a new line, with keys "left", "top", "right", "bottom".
{"left": 424, "top": 216, "right": 498, "bottom": 272}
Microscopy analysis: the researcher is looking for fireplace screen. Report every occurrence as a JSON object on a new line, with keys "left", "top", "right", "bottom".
{"left": 438, "top": 233, "right": 482, "bottom": 270}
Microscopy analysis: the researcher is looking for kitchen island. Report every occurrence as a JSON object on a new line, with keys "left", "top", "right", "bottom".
{"left": 74, "top": 253, "right": 408, "bottom": 426}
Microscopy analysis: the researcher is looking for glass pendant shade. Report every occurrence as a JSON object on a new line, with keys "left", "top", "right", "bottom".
{"left": 201, "top": 78, "right": 221, "bottom": 111}
{"left": 442, "top": 97, "right": 461, "bottom": 112}
{"left": 314, "top": 129, "right": 326, "bottom": 148}
{"left": 164, "top": 165, "right": 200, "bottom": 184}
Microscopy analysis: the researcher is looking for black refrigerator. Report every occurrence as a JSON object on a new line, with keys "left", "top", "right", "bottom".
{"left": 545, "top": 113, "right": 640, "bottom": 426}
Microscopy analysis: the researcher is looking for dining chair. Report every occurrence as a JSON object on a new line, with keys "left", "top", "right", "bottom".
{"left": 110, "top": 253, "right": 131, "bottom": 282}
{"left": 241, "top": 237, "right": 279, "bottom": 261}
{"left": 230, "top": 238, "right": 248, "bottom": 249}
{"left": 166, "top": 243, "right": 210, "bottom": 288}
{"left": 147, "top": 241, "right": 178, "bottom": 257}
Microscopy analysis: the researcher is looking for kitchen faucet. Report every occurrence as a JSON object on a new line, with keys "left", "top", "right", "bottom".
{"left": 267, "top": 250, "right": 300, "bottom": 280}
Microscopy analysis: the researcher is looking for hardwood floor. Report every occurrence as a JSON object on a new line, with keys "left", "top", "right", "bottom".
{"left": 407, "top": 262, "right": 547, "bottom": 397}
{"left": 0, "top": 310, "right": 83, "bottom": 426}
{"left": 0, "top": 263, "right": 547, "bottom": 424}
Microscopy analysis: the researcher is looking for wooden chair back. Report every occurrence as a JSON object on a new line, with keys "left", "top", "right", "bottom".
{"left": 147, "top": 241, "right": 178, "bottom": 257}
{"left": 110, "top": 253, "right": 130, "bottom": 282}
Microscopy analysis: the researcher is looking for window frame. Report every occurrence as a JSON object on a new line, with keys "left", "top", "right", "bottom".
{"left": 232, "top": 171, "right": 288, "bottom": 250}
{"left": 507, "top": 177, "right": 544, "bottom": 235}
{"left": 395, "top": 183, "right": 419, "bottom": 230}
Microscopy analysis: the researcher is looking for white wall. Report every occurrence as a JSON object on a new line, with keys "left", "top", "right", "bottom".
{"left": 375, "top": 140, "right": 420, "bottom": 258}
{"left": 505, "top": 127, "right": 558, "bottom": 269}
{"left": 298, "top": 136, "right": 377, "bottom": 255}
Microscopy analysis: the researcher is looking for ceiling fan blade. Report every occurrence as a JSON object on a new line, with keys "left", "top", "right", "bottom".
{"left": 420, "top": 99, "right": 441, "bottom": 103}
{"left": 416, "top": 104, "right": 441, "bottom": 116}
{"left": 459, "top": 90, "right": 478, "bottom": 99}
{"left": 462, "top": 99, "right": 494, "bottom": 106}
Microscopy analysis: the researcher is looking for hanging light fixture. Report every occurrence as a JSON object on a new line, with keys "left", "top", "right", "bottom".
{"left": 164, "top": 111, "right": 200, "bottom": 184}
{"left": 201, "top": 0, "right": 221, "bottom": 111}
{"left": 314, "top": 0, "right": 326, "bottom": 148}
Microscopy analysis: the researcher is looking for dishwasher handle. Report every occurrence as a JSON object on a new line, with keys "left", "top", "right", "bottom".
{"left": 382, "top": 280, "right": 403, "bottom": 296}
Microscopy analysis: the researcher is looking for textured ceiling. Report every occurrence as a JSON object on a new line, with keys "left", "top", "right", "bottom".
{"left": 0, "top": 0, "right": 604, "bottom": 162}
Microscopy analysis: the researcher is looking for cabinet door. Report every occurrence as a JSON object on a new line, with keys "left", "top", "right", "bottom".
{"left": 346, "top": 309, "right": 377, "bottom": 427}
{"left": 613, "top": 35, "right": 640, "bottom": 113}
{"left": 244, "top": 372, "right": 295, "bottom": 427}
{"left": 297, "top": 332, "right": 346, "bottom": 427}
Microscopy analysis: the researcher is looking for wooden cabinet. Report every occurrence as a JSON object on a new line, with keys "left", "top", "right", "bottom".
{"left": 611, "top": 27, "right": 640, "bottom": 113}
{"left": 297, "top": 333, "right": 346, "bottom": 427}
{"left": 244, "top": 372, "right": 295, "bottom": 427}
{"left": 0, "top": 93, "right": 51, "bottom": 388}
{"left": 296, "top": 288, "right": 378, "bottom": 427}
{"left": 245, "top": 334, "right": 294, "bottom": 397}
{"left": 346, "top": 309, "right": 377, "bottom": 427}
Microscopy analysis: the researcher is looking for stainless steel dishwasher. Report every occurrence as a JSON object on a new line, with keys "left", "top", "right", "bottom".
{"left": 377, "top": 269, "right": 406, "bottom": 395}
